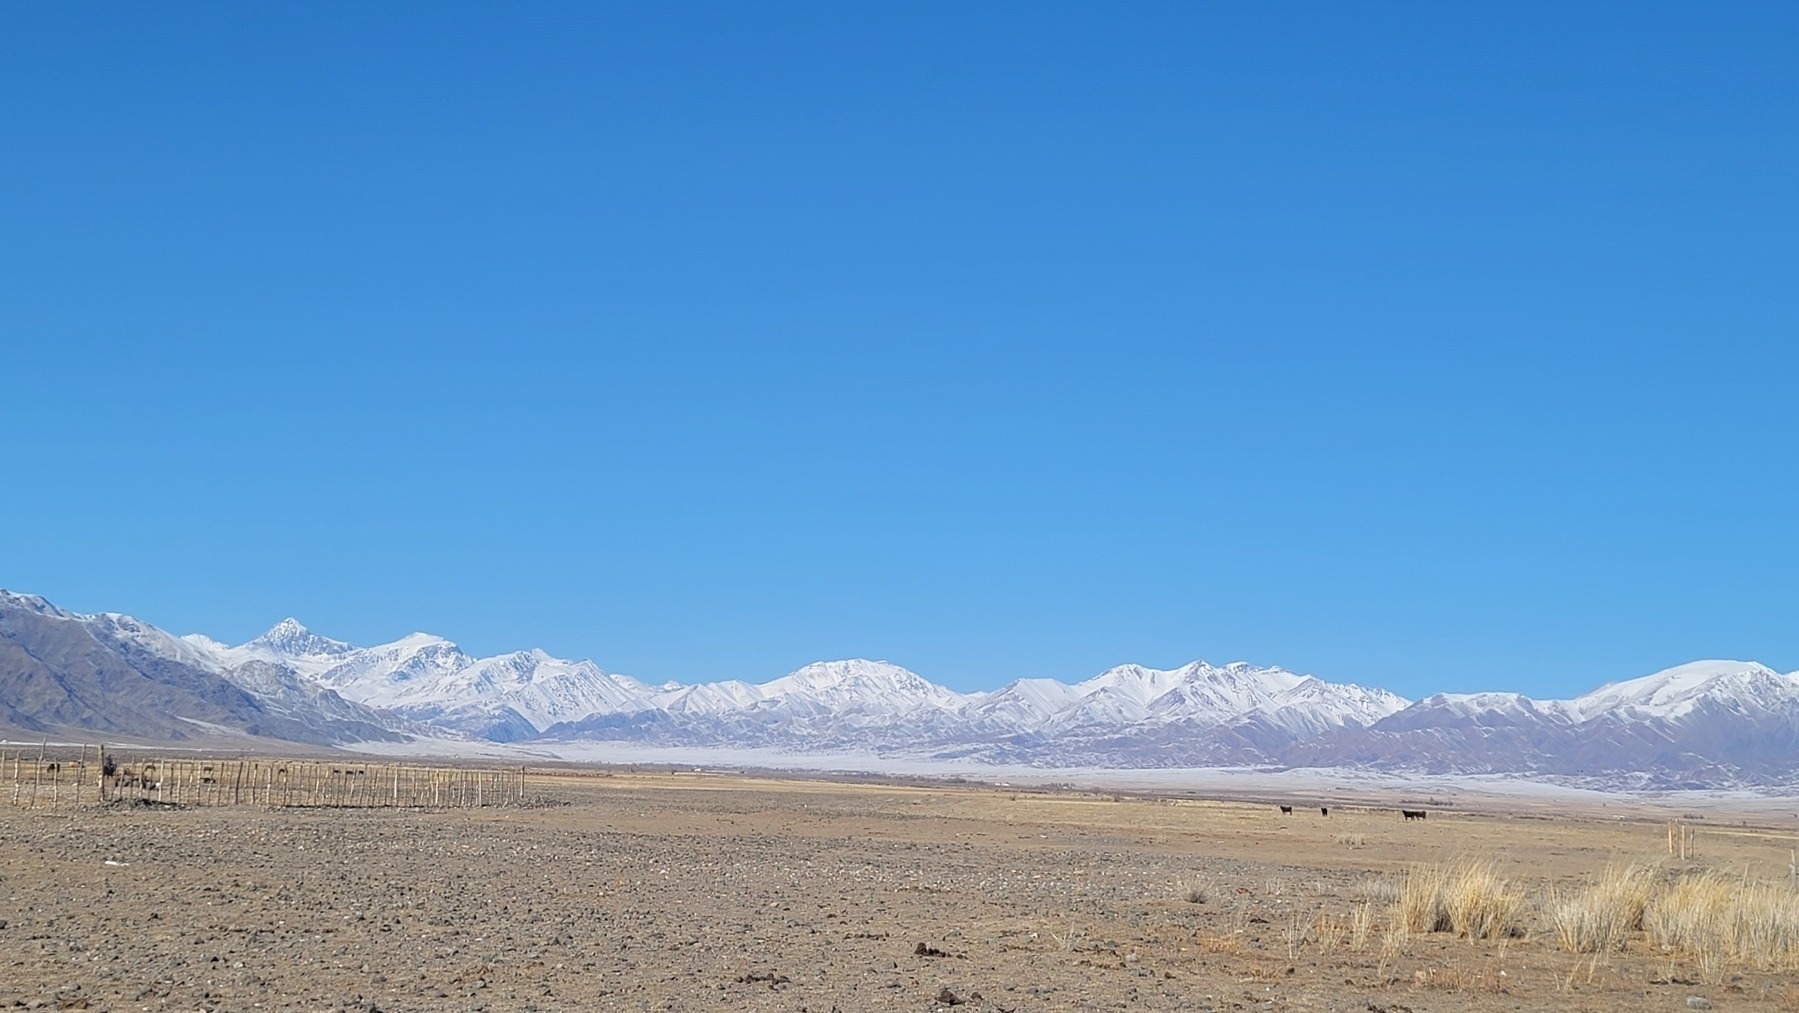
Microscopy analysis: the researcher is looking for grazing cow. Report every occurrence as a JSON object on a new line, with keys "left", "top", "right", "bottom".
{"left": 1402, "top": 809, "right": 1427, "bottom": 821}
{"left": 1320, "top": 807, "right": 1329, "bottom": 817}
{"left": 1278, "top": 805, "right": 1293, "bottom": 815}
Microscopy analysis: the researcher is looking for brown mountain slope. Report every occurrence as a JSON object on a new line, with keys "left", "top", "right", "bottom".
{"left": 0, "top": 594, "right": 404, "bottom": 744}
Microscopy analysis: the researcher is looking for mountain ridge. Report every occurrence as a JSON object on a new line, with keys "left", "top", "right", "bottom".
{"left": 4, "top": 588, "right": 1796, "bottom": 789}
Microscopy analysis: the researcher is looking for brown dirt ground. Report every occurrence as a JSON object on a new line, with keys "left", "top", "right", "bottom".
{"left": 2, "top": 769, "right": 1797, "bottom": 1012}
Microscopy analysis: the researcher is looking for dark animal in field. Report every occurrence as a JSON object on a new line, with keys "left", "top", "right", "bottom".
{"left": 1402, "top": 809, "right": 1427, "bottom": 820}
{"left": 1320, "top": 807, "right": 1329, "bottom": 817}
{"left": 102, "top": 755, "right": 117, "bottom": 778}
{"left": 1278, "top": 805, "right": 1293, "bottom": 814}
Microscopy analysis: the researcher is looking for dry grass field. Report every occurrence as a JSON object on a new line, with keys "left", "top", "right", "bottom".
{"left": 3, "top": 768, "right": 1799, "bottom": 1011}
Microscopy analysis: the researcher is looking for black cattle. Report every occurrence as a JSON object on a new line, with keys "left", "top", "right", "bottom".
{"left": 1320, "top": 807, "right": 1329, "bottom": 817}
{"left": 1401, "top": 809, "right": 1427, "bottom": 821}
{"left": 1278, "top": 805, "right": 1293, "bottom": 814}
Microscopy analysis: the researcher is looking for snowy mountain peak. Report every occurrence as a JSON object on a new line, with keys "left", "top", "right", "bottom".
{"left": 247, "top": 618, "right": 358, "bottom": 660}
{"left": 773, "top": 659, "right": 924, "bottom": 689}
{"left": 1077, "top": 660, "right": 1307, "bottom": 709}
{"left": 1572, "top": 660, "right": 1791, "bottom": 720}
{"left": 761, "top": 659, "right": 968, "bottom": 710}
{"left": 391, "top": 632, "right": 455, "bottom": 650}
{"left": 0, "top": 589, "right": 81, "bottom": 621}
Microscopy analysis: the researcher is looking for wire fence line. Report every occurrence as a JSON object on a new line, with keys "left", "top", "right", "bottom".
{"left": 0, "top": 744, "right": 530, "bottom": 810}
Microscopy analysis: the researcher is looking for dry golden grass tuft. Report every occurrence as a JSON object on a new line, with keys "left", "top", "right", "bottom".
{"left": 1349, "top": 900, "right": 1377, "bottom": 952}
{"left": 1350, "top": 874, "right": 1400, "bottom": 905}
{"left": 1445, "top": 861, "right": 1525, "bottom": 940}
{"left": 1394, "top": 860, "right": 1522, "bottom": 941}
{"left": 1193, "top": 930, "right": 1246, "bottom": 955}
{"left": 1645, "top": 869, "right": 1799, "bottom": 980}
{"left": 1396, "top": 862, "right": 1453, "bottom": 934}
{"left": 1310, "top": 908, "right": 1347, "bottom": 953}
{"left": 1411, "top": 961, "right": 1508, "bottom": 994}
{"left": 1550, "top": 863, "right": 1658, "bottom": 954}
{"left": 1242, "top": 963, "right": 1288, "bottom": 983}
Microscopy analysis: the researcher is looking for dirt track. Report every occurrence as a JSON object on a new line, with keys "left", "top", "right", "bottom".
{"left": 2, "top": 771, "right": 1796, "bottom": 1011}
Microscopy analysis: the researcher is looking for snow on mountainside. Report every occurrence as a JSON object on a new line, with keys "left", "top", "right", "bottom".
{"left": 200, "top": 618, "right": 1409, "bottom": 755}
{"left": 1027, "top": 661, "right": 1404, "bottom": 737}
{"left": 1570, "top": 660, "right": 1790, "bottom": 720}
{"left": 193, "top": 623, "right": 658, "bottom": 742}
{"left": 1286, "top": 660, "right": 1799, "bottom": 788}
{"left": 8, "top": 589, "right": 1799, "bottom": 789}
{"left": 543, "top": 658, "right": 1408, "bottom": 762}
{"left": 227, "top": 618, "right": 361, "bottom": 676}
{"left": 0, "top": 591, "right": 418, "bottom": 745}
{"left": 751, "top": 660, "right": 970, "bottom": 714}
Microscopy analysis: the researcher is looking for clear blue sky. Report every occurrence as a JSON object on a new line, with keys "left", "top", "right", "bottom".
{"left": 3, "top": 3, "right": 1795, "bottom": 698}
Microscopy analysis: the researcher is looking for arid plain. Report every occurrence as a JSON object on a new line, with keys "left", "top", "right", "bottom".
{"left": 4, "top": 768, "right": 1799, "bottom": 1012}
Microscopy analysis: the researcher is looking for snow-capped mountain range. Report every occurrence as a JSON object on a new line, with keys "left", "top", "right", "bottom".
{"left": 4, "top": 588, "right": 1798, "bottom": 788}
{"left": 178, "top": 614, "right": 1409, "bottom": 748}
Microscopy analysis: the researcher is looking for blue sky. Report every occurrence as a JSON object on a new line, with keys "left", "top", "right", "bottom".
{"left": 3, "top": 3, "right": 1795, "bottom": 697}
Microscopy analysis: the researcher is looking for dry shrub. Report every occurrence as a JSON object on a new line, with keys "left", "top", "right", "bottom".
{"left": 1284, "top": 911, "right": 1305, "bottom": 960}
{"left": 1646, "top": 870, "right": 1799, "bottom": 980}
{"left": 1177, "top": 873, "right": 1214, "bottom": 904}
{"left": 1351, "top": 874, "right": 1401, "bottom": 905}
{"left": 1445, "top": 862, "right": 1525, "bottom": 940}
{"left": 1412, "top": 962, "right": 1507, "bottom": 994}
{"left": 1193, "top": 930, "right": 1245, "bottom": 955}
{"left": 1397, "top": 862, "right": 1454, "bottom": 934}
{"left": 1336, "top": 832, "right": 1367, "bottom": 848}
{"left": 1395, "top": 861, "right": 1522, "bottom": 940}
{"left": 1312, "top": 909, "right": 1346, "bottom": 953}
{"left": 1382, "top": 900, "right": 1410, "bottom": 957}
{"left": 1243, "top": 963, "right": 1285, "bottom": 982}
{"left": 1551, "top": 863, "right": 1658, "bottom": 954}
{"left": 1349, "top": 900, "right": 1376, "bottom": 952}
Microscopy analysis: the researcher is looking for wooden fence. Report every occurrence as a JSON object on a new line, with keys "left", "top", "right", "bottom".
{"left": 0, "top": 745, "right": 528, "bottom": 809}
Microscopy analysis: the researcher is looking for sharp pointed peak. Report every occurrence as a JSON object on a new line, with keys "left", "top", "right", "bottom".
{"left": 244, "top": 617, "right": 357, "bottom": 657}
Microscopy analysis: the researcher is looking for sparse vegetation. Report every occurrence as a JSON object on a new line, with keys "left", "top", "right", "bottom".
{"left": 1192, "top": 929, "right": 1245, "bottom": 955}
{"left": 1551, "top": 863, "right": 1658, "bottom": 953}
{"left": 1177, "top": 873, "right": 1213, "bottom": 904}
{"left": 1411, "top": 961, "right": 1507, "bottom": 994}
{"left": 15, "top": 771, "right": 1799, "bottom": 1009}
{"left": 1310, "top": 908, "right": 1346, "bottom": 952}
{"left": 1349, "top": 899, "right": 1376, "bottom": 952}
{"left": 1645, "top": 869, "right": 1799, "bottom": 980}
{"left": 1350, "top": 873, "right": 1401, "bottom": 905}
{"left": 1394, "top": 860, "right": 1522, "bottom": 940}
{"left": 1396, "top": 862, "right": 1454, "bottom": 934}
